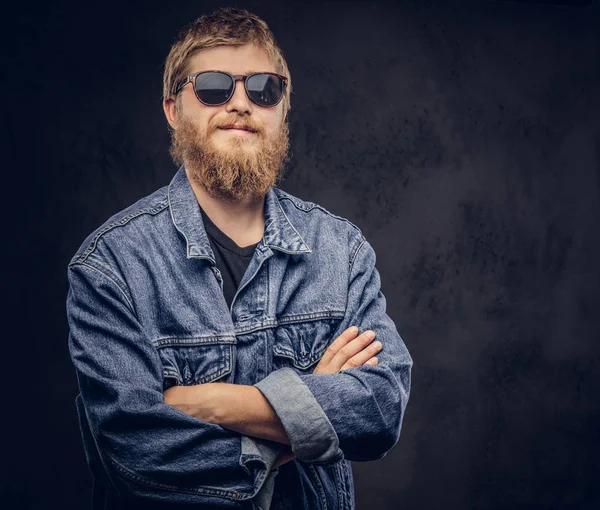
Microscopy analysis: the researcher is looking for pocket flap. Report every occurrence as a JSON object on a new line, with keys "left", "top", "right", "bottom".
{"left": 154, "top": 335, "right": 235, "bottom": 387}
{"left": 273, "top": 316, "right": 343, "bottom": 370}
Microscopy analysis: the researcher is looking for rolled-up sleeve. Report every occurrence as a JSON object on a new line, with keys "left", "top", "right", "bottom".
{"left": 254, "top": 234, "right": 413, "bottom": 463}
{"left": 254, "top": 366, "right": 343, "bottom": 463}
{"left": 67, "top": 261, "right": 283, "bottom": 506}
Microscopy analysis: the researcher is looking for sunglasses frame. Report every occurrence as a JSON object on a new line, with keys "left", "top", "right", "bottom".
{"left": 173, "top": 70, "right": 289, "bottom": 108}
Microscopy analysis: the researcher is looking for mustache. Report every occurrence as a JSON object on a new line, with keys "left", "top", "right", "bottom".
{"left": 212, "top": 117, "right": 261, "bottom": 134}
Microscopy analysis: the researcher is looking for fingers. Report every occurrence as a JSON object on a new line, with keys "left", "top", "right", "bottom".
{"left": 340, "top": 340, "right": 382, "bottom": 371}
{"left": 324, "top": 327, "right": 381, "bottom": 373}
{"left": 319, "top": 326, "right": 361, "bottom": 367}
{"left": 316, "top": 326, "right": 382, "bottom": 375}
{"left": 333, "top": 330, "right": 379, "bottom": 370}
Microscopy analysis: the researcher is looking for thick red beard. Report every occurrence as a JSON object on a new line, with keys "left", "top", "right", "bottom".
{"left": 169, "top": 114, "right": 290, "bottom": 202}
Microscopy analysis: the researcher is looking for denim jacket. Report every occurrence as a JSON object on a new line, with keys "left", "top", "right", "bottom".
{"left": 66, "top": 166, "right": 413, "bottom": 509}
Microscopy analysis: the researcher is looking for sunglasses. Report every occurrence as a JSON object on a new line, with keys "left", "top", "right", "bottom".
{"left": 173, "top": 70, "right": 288, "bottom": 108}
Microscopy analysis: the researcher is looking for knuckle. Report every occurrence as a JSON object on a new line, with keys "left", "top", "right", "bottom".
{"left": 339, "top": 346, "right": 351, "bottom": 358}
{"left": 361, "top": 331, "right": 374, "bottom": 342}
{"left": 325, "top": 345, "right": 337, "bottom": 356}
{"left": 345, "top": 358, "right": 358, "bottom": 368}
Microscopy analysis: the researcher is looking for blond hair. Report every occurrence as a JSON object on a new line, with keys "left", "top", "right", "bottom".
{"left": 162, "top": 7, "right": 292, "bottom": 119}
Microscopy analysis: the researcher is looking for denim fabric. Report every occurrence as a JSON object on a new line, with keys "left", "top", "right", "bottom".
{"left": 66, "top": 166, "right": 413, "bottom": 509}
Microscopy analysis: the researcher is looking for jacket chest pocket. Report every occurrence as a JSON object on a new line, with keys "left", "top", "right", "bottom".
{"left": 272, "top": 314, "right": 344, "bottom": 373}
{"left": 154, "top": 336, "right": 235, "bottom": 390}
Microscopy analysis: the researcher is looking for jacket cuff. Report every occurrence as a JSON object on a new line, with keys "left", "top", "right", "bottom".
{"left": 240, "top": 436, "right": 282, "bottom": 507}
{"left": 254, "top": 367, "right": 342, "bottom": 463}
{"left": 252, "top": 467, "right": 279, "bottom": 510}
{"left": 240, "top": 435, "right": 283, "bottom": 473}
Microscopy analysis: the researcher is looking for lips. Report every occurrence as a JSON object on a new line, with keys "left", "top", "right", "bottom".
{"left": 218, "top": 125, "right": 256, "bottom": 133}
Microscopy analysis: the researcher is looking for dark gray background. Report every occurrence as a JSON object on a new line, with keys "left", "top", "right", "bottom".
{"left": 4, "top": 0, "right": 599, "bottom": 508}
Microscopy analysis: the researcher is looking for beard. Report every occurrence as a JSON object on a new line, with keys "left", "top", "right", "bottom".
{"left": 169, "top": 111, "right": 290, "bottom": 203}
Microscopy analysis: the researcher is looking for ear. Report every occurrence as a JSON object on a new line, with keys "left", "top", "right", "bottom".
{"left": 163, "top": 97, "right": 178, "bottom": 129}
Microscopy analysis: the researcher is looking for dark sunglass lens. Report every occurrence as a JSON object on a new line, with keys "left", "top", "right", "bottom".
{"left": 246, "top": 74, "right": 283, "bottom": 106}
{"left": 195, "top": 72, "right": 233, "bottom": 105}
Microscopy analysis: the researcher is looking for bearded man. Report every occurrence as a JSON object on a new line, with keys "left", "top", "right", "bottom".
{"left": 66, "top": 7, "right": 413, "bottom": 510}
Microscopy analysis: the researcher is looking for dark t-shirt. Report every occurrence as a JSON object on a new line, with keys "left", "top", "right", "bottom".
{"left": 199, "top": 206, "right": 260, "bottom": 310}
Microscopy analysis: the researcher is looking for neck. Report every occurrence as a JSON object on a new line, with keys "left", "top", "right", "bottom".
{"left": 185, "top": 168, "right": 266, "bottom": 248}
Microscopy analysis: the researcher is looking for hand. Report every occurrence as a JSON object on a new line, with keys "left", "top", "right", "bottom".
{"left": 312, "top": 326, "right": 381, "bottom": 375}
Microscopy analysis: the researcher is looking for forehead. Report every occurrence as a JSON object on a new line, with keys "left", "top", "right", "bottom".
{"left": 187, "top": 43, "right": 275, "bottom": 74}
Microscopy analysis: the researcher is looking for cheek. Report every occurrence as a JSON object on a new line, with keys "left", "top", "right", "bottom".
{"left": 264, "top": 114, "right": 284, "bottom": 138}
{"left": 181, "top": 98, "right": 216, "bottom": 132}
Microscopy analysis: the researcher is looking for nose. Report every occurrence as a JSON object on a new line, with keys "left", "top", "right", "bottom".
{"left": 225, "top": 77, "right": 253, "bottom": 115}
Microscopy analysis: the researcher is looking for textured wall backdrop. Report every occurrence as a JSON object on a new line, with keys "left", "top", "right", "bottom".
{"left": 4, "top": 0, "right": 599, "bottom": 508}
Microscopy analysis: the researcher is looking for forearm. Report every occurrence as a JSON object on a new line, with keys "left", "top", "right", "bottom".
{"left": 213, "top": 382, "right": 291, "bottom": 445}
{"left": 165, "top": 382, "right": 291, "bottom": 445}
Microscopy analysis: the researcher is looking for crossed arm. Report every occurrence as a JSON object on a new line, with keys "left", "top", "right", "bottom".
{"left": 164, "top": 381, "right": 295, "bottom": 468}
{"left": 67, "top": 236, "right": 411, "bottom": 503}
{"left": 163, "top": 236, "right": 412, "bottom": 467}
{"left": 163, "top": 323, "right": 382, "bottom": 437}
{"left": 164, "top": 381, "right": 290, "bottom": 444}
{"left": 162, "top": 324, "right": 384, "bottom": 467}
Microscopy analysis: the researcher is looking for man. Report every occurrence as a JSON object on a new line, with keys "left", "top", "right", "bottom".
{"left": 66, "top": 7, "right": 413, "bottom": 510}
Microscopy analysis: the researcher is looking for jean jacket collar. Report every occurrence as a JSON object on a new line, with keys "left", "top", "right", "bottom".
{"left": 167, "top": 165, "right": 312, "bottom": 260}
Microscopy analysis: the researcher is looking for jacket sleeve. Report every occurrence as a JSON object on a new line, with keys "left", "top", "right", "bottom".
{"left": 254, "top": 234, "right": 413, "bottom": 462}
{"left": 66, "top": 260, "right": 283, "bottom": 506}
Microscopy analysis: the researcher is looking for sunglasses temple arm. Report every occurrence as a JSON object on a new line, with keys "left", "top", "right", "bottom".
{"left": 173, "top": 76, "right": 193, "bottom": 96}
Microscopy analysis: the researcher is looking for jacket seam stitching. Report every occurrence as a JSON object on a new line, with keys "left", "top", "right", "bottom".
{"left": 233, "top": 311, "right": 345, "bottom": 336}
{"left": 278, "top": 311, "right": 345, "bottom": 323}
{"left": 152, "top": 334, "right": 237, "bottom": 348}
{"left": 73, "top": 256, "right": 127, "bottom": 290}
{"left": 168, "top": 181, "right": 193, "bottom": 257}
{"left": 349, "top": 236, "right": 367, "bottom": 271}
{"left": 278, "top": 195, "right": 363, "bottom": 233}
{"left": 308, "top": 465, "right": 328, "bottom": 510}
{"left": 74, "top": 200, "right": 169, "bottom": 263}
{"left": 69, "top": 261, "right": 136, "bottom": 314}
{"left": 274, "top": 195, "right": 312, "bottom": 249}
